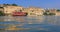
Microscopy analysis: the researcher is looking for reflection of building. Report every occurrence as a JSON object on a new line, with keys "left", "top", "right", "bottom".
{"left": 24, "top": 7, "right": 45, "bottom": 16}
{"left": 4, "top": 6, "right": 23, "bottom": 15}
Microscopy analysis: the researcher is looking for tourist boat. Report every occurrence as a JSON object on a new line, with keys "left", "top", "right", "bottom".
{"left": 12, "top": 12, "right": 28, "bottom": 16}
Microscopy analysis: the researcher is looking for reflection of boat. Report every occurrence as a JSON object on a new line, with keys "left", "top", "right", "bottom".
{"left": 12, "top": 12, "right": 28, "bottom": 16}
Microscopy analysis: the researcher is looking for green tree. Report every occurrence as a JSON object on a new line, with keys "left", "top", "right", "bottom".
{"left": 3, "top": 4, "right": 11, "bottom": 6}
{"left": 57, "top": 9, "right": 60, "bottom": 12}
{"left": 0, "top": 11, "right": 5, "bottom": 16}
{"left": 49, "top": 13, "right": 55, "bottom": 15}
{"left": 12, "top": 4, "right": 18, "bottom": 6}
{"left": 43, "top": 12, "right": 55, "bottom": 15}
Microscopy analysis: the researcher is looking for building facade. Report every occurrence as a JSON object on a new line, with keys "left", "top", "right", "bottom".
{"left": 23, "top": 7, "right": 45, "bottom": 16}
{"left": 4, "top": 6, "right": 23, "bottom": 15}
{"left": 3, "top": 5, "right": 45, "bottom": 16}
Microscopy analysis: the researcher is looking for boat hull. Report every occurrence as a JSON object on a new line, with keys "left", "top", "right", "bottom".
{"left": 12, "top": 12, "right": 28, "bottom": 16}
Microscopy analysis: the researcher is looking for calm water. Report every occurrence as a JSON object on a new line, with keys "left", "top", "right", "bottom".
{"left": 0, "top": 16, "right": 60, "bottom": 32}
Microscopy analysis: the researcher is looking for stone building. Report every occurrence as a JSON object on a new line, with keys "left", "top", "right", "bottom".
{"left": 0, "top": 7, "right": 4, "bottom": 12}
{"left": 49, "top": 9, "right": 57, "bottom": 13}
{"left": 3, "top": 5, "right": 45, "bottom": 16}
{"left": 23, "top": 7, "right": 45, "bottom": 16}
{"left": 0, "top": 4, "right": 4, "bottom": 12}
{"left": 4, "top": 6, "right": 23, "bottom": 15}
{"left": 56, "top": 12, "right": 60, "bottom": 16}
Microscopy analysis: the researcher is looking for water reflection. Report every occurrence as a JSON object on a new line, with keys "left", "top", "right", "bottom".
{"left": 44, "top": 16, "right": 60, "bottom": 25}
{"left": 0, "top": 16, "right": 45, "bottom": 24}
{"left": 0, "top": 16, "right": 60, "bottom": 32}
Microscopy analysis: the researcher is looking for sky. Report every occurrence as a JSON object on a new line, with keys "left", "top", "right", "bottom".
{"left": 0, "top": 0, "right": 60, "bottom": 9}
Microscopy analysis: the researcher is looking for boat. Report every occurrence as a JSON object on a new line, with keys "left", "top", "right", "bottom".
{"left": 12, "top": 12, "right": 28, "bottom": 16}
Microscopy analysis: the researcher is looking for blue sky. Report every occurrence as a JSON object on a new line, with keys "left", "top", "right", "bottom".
{"left": 0, "top": 0, "right": 60, "bottom": 9}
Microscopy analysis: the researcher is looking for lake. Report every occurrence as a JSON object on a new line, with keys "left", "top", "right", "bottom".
{"left": 0, "top": 16, "right": 60, "bottom": 32}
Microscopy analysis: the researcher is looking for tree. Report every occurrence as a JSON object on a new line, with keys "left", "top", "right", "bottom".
{"left": 3, "top": 4, "right": 11, "bottom": 6}
{"left": 49, "top": 13, "right": 55, "bottom": 15}
{"left": 6, "top": 4, "right": 10, "bottom": 6}
{"left": 12, "top": 4, "right": 18, "bottom": 6}
{"left": 0, "top": 11, "right": 5, "bottom": 16}
{"left": 43, "top": 12, "right": 55, "bottom": 15}
{"left": 57, "top": 9, "right": 60, "bottom": 12}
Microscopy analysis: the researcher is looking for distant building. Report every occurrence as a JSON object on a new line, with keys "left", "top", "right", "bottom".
{"left": 0, "top": 4, "right": 4, "bottom": 12}
{"left": 23, "top": 7, "right": 45, "bottom": 16}
{"left": 56, "top": 12, "right": 60, "bottom": 16}
{"left": 4, "top": 6, "right": 23, "bottom": 15}
{"left": 49, "top": 9, "right": 57, "bottom": 13}
{"left": 0, "top": 4, "right": 45, "bottom": 16}
{"left": 45, "top": 9, "right": 57, "bottom": 15}
{"left": 0, "top": 4, "right": 4, "bottom": 7}
{"left": 0, "top": 7, "right": 4, "bottom": 12}
{"left": 0, "top": 4, "right": 9, "bottom": 7}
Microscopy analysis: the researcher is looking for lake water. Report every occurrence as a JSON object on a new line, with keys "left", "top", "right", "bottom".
{"left": 0, "top": 16, "right": 60, "bottom": 32}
